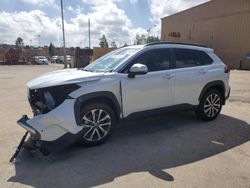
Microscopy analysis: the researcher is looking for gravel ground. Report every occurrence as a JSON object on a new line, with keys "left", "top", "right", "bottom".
{"left": 0, "top": 65, "right": 249, "bottom": 188}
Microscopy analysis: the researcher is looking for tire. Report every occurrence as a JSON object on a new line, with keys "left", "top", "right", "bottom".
{"left": 195, "top": 89, "right": 223, "bottom": 121}
{"left": 78, "top": 103, "right": 116, "bottom": 146}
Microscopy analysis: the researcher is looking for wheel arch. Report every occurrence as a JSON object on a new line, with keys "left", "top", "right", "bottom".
{"left": 199, "top": 81, "right": 226, "bottom": 105}
{"left": 74, "top": 91, "right": 121, "bottom": 125}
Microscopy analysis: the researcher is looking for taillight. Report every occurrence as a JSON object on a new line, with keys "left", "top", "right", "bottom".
{"left": 224, "top": 66, "right": 230, "bottom": 73}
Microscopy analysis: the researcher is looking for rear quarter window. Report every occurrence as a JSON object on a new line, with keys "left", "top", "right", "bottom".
{"left": 174, "top": 48, "right": 213, "bottom": 69}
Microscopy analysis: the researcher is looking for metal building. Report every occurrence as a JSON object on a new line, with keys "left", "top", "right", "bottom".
{"left": 161, "top": 0, "right": 250, "bottom": 69}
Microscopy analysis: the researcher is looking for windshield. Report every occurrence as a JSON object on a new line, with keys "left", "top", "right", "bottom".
{"left": 83, "top": 47, "right": 141, "bottom": 72}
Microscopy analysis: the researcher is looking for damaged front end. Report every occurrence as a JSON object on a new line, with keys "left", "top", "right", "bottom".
{"left": 10, "top": 84, "right": 81, "bottom": 162}
{"left": 16, "top": 115, "right": 50, "bottom": 154}
{"left": 10, "top": 115, "right": 43, "bottom": 163}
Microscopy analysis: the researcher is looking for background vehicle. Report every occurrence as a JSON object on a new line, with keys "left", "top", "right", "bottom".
{"left": 50, "top": 56, "right": 59, "bottom": 63}
{"left": 18, "top": 42, "right": 230, "bottom": 155}
{"left": 33, "top": 56, "right": 48, "bottom": 65}
{"left": 56, "top": 55, "right": 71, "bottom": 64}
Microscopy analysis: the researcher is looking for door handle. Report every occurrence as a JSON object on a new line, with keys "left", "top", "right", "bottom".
{"left": 198, "top": 70, "right": 207, "bottom": 74}
{"left": 163, "top": 74, "right": 174, "bottom": 80}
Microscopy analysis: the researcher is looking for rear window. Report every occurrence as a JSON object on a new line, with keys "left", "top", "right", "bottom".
{"left": 174, "top": 49, "right": 213, "bottom": 69}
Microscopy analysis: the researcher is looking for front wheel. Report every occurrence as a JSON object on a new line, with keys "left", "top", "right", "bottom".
{"left": 79, "top": 103, "right": 116, "bottom": 146}
{"left": 195, "top": 89, "right": 223, "bottom": 121}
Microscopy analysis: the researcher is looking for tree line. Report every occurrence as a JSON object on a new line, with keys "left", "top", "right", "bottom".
{"left": 99, "top": 34, "right": 160, "bottom": 48}
{"left": 14, "top": 33, "right": 160, "bottom": 55}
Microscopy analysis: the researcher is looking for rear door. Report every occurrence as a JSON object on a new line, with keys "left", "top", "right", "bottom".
{"left": 173, "top": 48, "right": 214, "bottom": 105}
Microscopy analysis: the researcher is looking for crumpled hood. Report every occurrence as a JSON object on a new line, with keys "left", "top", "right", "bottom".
{"left": 27, "top": 68, "right": 105, "bottom": 89}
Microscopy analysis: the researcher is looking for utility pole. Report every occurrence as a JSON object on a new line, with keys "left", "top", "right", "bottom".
{"left": 88, "top": 18, "right": 91, "bottom": 49}
{"left": 60, "top": 0, "right": 67, "bottom": 68}
{"left": 38, "top": 35, "right": 40, "bottom": 47}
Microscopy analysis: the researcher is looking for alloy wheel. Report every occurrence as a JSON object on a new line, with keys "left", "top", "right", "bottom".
{"left": 204, "top": 93, "right": 221, "bottom": 118}
{"left": 81, "top": 109, "right": 111, "bottom": 142}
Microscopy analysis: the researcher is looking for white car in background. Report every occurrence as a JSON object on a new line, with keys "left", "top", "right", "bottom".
{"left": 34, "top": 56, "right": 48, "bottom": 65}
{"left": 51, "top": 56, "right": 59, "bottom": 63}
{"left": 56, "top": 55, "right": 71, "bottom": 64}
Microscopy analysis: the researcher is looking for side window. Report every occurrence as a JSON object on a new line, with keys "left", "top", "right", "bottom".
{"left": 174, "top": 49, "right": 213, "bottom": 69}
{"left": 196, "top": 51, "right": 213, "bottom": 65}
{"left": 128, "top": 49, "right": 171, "bottom": 72}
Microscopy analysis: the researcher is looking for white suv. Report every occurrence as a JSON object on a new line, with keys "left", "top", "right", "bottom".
{"left": 17, "top": 42, "right": 230, "bottom": 154}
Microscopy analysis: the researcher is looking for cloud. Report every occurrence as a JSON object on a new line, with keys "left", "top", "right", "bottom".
{"left": 149, "top": 0, "right": 209, "bottom": 22}
{"left": 66, "top": 6, "right": 74, "bottom": 12}
{"left": 20, "top": 0, "right": 60, "bottom": 10}
{"left": 1, "top": 0, "right": 210, "bottom": 47}
{"left": 66, "top": 5, "right": 84, "bottom": 14}
{"left": 78, "top": 0, "right": 147, "bottom": 46}
{"left": 129, "top": 0, "right": 138, "bottom": 5}
{"left": 20, "top": 0, "right": 55, "bottom": 6}
{"left": 0, "top": 1, "right": 146, "bottom": 47}
{"left": 148, "top": 0, "right": 209, "bottom": 36}
{"left": 0, "top": 10, "right": 62, "bottom": 46}
{"left": 81, "top": 0, "right": 120, "bottom": 6}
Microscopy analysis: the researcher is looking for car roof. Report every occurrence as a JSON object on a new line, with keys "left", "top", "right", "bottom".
{"left": 145, "top": 41, "right": 207, "bottom": 48}
{"left": 144, "top": 42, "right": 214, "bottom": 52}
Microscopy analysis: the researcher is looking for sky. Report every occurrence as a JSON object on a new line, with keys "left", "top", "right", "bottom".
{"left": 0, "top": 0, "right": 209, "bottom": 47}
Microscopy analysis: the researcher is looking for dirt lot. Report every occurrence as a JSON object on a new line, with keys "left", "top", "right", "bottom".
{"left": 0, "top": 65, "right": 249, "bottom": 188}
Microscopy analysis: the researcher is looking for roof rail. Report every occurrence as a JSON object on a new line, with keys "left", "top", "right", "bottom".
{"left": 145, "top": 41, "right": 208, "bottom": 48}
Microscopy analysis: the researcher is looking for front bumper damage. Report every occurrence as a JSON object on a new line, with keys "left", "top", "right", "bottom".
{"left": 9, "top": 130, "right": 28, "bottom": 163}
{"left": 10, "top": 114, "right": 81, "bottom": 162}
{"left": 10, "top": 115, "right": 48, "bottom": 162}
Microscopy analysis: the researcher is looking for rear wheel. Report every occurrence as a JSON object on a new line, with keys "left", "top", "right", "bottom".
{"left": 196, "top": 89, "right": 223, "bottom": 121}
{"left": 79, "top": 103, "right": 116, "bottom": 146}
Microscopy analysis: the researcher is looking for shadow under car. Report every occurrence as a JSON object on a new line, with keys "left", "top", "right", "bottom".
{"left": 8, "top": 112, "right": 250, "bottom": 187}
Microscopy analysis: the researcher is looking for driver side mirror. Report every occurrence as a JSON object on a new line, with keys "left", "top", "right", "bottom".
{"left": 128, "top": 63, "right": 148, "bottom": 78}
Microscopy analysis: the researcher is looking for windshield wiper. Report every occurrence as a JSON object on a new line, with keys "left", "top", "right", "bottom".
{"left": 82, "top": 68, "right": 93, "bottom": 72}
{"left": 108, "top": 69, "right": 114, "bottom": 72}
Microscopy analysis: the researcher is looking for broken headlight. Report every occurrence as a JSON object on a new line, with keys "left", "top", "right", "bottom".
{"left": 29, "top": 84, "right": 80, "bottom": 115}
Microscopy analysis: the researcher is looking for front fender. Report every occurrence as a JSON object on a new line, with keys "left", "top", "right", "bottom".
{"left": 74, "top": 91, "right": 121, "bottom": 125}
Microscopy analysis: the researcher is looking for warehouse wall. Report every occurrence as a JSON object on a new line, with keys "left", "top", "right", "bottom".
{"left": 161, "top": 0, "right": 250, "bottom": 69}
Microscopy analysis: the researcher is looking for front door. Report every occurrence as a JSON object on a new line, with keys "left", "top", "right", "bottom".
{"left": 120, "top": 48, "right": 175, "bottom": 117}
